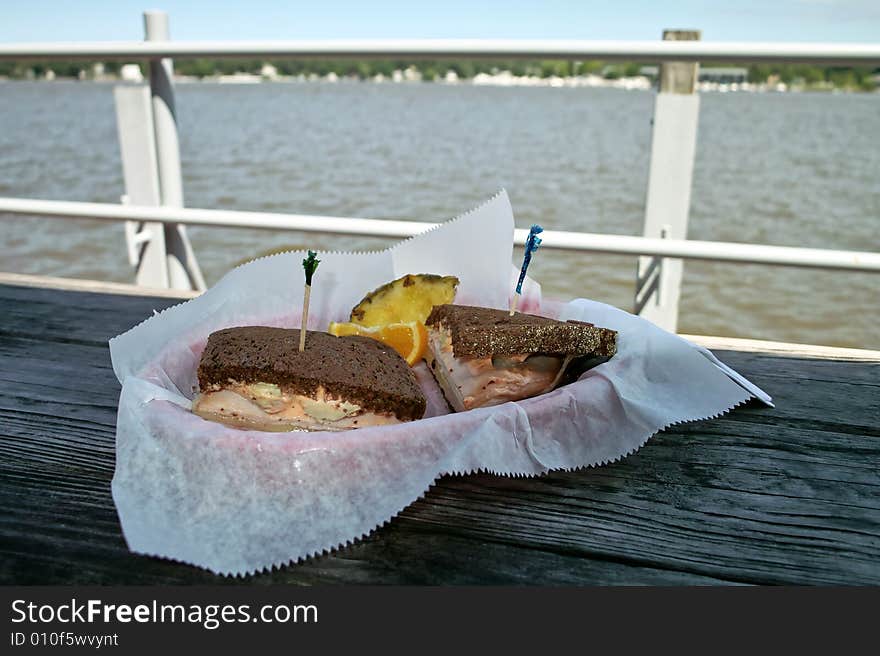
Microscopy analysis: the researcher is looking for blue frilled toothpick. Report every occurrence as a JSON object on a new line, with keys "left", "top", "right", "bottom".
{"left": 299, "top": 251, "right": 320, "bottom": 351}
{"left": 510, "top": 225, "right": 543, "bottom": 316}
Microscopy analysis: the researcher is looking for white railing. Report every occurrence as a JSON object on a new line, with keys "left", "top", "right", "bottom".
{"left": 2, "top": 198, "right": 878, "bottom": 273}
{"left": 1, "top": 10, "right": 878, "bottom": 331}
{"left": 2, "top": 39, "right": 879, "bottom": 65}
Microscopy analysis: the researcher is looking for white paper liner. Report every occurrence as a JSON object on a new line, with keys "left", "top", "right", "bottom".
{"left": 109, "top": 191, "right": 771, "bottom": 576}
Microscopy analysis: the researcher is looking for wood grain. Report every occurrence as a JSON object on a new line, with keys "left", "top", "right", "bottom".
{"left": 1, "top": 283, "right": 877, "bottom": 585}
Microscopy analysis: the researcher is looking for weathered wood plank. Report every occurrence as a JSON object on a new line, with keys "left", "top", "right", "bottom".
{"left": 684, "top": 334, "right": 880, "bottom": 363}
{"left": 0, "top": 282, "right": 184, "bottom": 345}
{"left": 2, "top": 419, "right": 876, "bottom": 585}
{"left": 1, "top": 458, "right": 739, "bottom": 586}
{"left": 393, "top": 451, "right": 879, "bottom": 585}
{"left": 2, "top": 397, "right": 877, "bottom": 584}
{"left": 0, "top": 272, "right": 199, "bottom": 300}
{"left": 708, "top": 348, "right": 880, "bottom": 386}
{"left": 687, "top": 350, "right": 880, "bottom": 434}
{"left": 1, "top": 283, "right": 878, "bottom": 585}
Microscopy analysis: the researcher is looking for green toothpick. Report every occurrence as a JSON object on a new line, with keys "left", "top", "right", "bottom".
{"left": 299, "top": 251, "right": 320, "bottom": 351}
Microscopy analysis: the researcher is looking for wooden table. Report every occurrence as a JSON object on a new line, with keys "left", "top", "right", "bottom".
{"left": 1, "top": 282, "right": 878, "bottom": 585}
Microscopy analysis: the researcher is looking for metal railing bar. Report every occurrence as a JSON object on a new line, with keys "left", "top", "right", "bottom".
{"left": 1, "top": 197, "right": 878, "bottom": 273}
{"left": 1, "top": 40, "right": 879, "bottom": 65}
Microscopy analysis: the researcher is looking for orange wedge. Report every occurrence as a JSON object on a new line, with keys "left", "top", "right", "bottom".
{"left": 328, "top": 320, "right": 428, "bottom": 366}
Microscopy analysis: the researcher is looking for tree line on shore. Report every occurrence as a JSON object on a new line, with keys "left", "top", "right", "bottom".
{"left": 1, "top": 59, "right": 876, "bottom": 91}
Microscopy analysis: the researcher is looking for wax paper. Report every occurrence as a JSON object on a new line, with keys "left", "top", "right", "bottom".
{"left": 109, "top": 190, "right": 771, "bottom": 575}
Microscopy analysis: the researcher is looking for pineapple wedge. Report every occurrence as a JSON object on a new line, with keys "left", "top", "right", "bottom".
{"left": 350, "top": 274, "right": 459, "bottom": 327}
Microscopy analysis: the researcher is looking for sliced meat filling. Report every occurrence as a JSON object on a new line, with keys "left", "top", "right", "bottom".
{"left": 192, "top": 381, "right": 401, "bottom": 432}
{"left": 426, "top": 326, "right": 572, "bottom": 411}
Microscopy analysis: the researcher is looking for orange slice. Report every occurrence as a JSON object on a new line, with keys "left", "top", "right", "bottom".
{"left": 328, "top": 321, "right": 428, "bottom": 366}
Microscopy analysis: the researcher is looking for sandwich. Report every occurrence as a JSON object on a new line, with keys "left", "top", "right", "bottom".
{"left": 424, "top": 304, "right": 617, "bottom": 411}
{"left": 193, "top": 326, "right": 426, "bottom": 431}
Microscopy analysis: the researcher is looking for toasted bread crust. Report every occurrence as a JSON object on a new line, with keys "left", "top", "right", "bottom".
{"left": 197, "top": 327, "right": 426, "bottom": 421}
{"left": 425, "top": 304, "right": 617, "bottom": 359}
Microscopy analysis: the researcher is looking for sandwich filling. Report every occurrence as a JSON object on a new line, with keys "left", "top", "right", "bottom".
{"left": 193, "top": 380, "right": 402, "bottom": 432}
{"left": 426, "top": 326, "right": 572, "bottom": 411}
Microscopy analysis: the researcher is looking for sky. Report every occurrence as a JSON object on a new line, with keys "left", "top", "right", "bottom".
{"left": 1, "top": 1, "right": 879, "bottom": 43}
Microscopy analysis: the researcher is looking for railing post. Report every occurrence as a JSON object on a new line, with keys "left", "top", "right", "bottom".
{"left": 114, "top": 85, "right": 168, "bottom": 287}
{"left": 635, "top": 29, "right": 701, "bottom": 332}
{"left": 143, "top": 10, "right": 206, "bottom": 291}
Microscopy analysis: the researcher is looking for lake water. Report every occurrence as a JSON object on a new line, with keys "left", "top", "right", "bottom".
{"left": 1, "top": 81, "right": 878, "bottom": 348}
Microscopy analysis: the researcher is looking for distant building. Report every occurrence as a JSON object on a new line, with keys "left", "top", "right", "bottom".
{"left": 698, "top": 67, "right": 748, "bottom": 84}
{"left": 119, "top": 64, "right": 144, "bottom": 82}
{"left": 260, "top": 63, "right": 278, "bottom": 80}
{"left": 641, "top": 66, "right": 748, "bottom": 84}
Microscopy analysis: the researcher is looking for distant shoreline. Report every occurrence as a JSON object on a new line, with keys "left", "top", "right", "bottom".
{"left": 4, "top": 59, "right": 877, "bottom": 93}
{"left": 3, "top": 73, "right": 878, "bottom": 94}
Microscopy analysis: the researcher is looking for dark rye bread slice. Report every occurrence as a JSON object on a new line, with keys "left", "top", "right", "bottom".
{"left": 198, "top": 327, "right": 425, "bottom": 421}
{"left": 425, "top": 304, "right": 617, "bottom": 359}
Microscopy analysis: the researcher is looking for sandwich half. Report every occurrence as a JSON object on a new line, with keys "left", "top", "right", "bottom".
{"left": 425, "top": 304, "right": 617, "bottom": 411}
{"left": 193, "top": 326, "right": 426, "bottom": 431}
